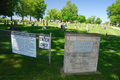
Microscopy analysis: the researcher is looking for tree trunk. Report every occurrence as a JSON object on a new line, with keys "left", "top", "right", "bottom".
{"left": 11, "top": 16, "right": 12, "bottom": 21}
{"left": 30, "top": 15, "right": 31, "bottom": 21}
{"left": 22, "top": 16, "right": 24, "bottom": 21}
{"left": 22, "top": 16, "right": 24, "bottom": 25}
{"left": 50, "top": 17, "right": 51, "bottom": 22}
{"left": 37, "top": 18, "right": 39, "bottom": 21}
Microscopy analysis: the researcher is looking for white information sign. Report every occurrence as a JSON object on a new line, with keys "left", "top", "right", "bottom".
{"left": 39, "top": 35, "right": 50, "bottom": 49}
{"left": 11, "top": 31, "right": 36, "bottom": 58}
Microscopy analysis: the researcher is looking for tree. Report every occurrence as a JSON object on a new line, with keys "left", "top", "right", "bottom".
{"left": 86, "top": 15, "right": 96, "bottom": 24}
{"left": 95, "top": 17, "right": 102, "bottom": 24}
{"left": 61, "top": 0, "right": 78, "bottom": 22}
{"left": 47, "top": 8, "right": 58, "bottom": 22}
{"left": 44, "top": 16, "right": 50, "bottom": 21}
{"left": 15, "top": 0, "right": 28, "bottom": 21}
{"left": 24, "top": 0, "right": 34, "bottom": 21}
{"left": 77, "top": 15, "right": 86, "bottom": 23}
{"left": 106, "top": 0, "right": 120, "bottom": 26}
{"left": 32, "top": 0, "right": 47, "bottom": 21}
{"left": 56, "top": 11, "right": 62, "bottom": 21}
{"left": 86, "top": 17, "right": 92, "bottom": 23}
{"left": 0, "top": 0, "right": 19, "bottom": 21}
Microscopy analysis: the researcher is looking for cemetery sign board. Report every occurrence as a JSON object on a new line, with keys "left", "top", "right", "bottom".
{"left": 39, "top": 35, "right": 50, "bottom": 49}
{"left": 73, "top": 41, "right": 94, "bottom": 52}
{"left": 11, "top": 31, "right": 36, "bottom": 58}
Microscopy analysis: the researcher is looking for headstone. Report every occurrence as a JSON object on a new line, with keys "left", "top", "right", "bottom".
{"left": 36, "top": 24, "right": 38, "bottom": 26}
{"left": 4, "top": 20, "right": 6, "bottom": 25}
{"left": 45, "top": 20, "right": 48, "bottom": 26}
{"left": 7, "top": 20, "right": 10, "bottom": 26}
{"left": 52, "top": 26, "right": 54, "bottom": 28}
{"left": 29, "top": 21, "right": 31, "bottom": 24}
{"left": 79, "top": 23, "right": 80, "bottom": 27}
{"left": 86, "top": 25, "right": 88, "bottom": 31}
{"left": 104, "top": 26, "right": 106, "bottom": 30}
{"left": 59, "top": 21, "right": 62, "bottom": 27}
{"left": 105, "top": 33, "right": 109, "bottom": 40}
{"left": 42, "top": 26, "right": 46, "bottom": 30}
{"left": 11, "top": 21, "right": 13, "bottom": 25}
{"left": 62, "top": 32, "right": 102, "bottom": 74}
{"left": 26, "top": 21, "right": 29, "bottom": 25}
{"left": 32, "top": 23, "right": 34, "bottom": 26}
{"left": 10, "top": 25, "right": 20, "bottom": 31}
{"left": 42, "top": 20, "right": 45, "bottom": 26}
{"left": 14, "top": 21, "right": 17, "bottom": 25}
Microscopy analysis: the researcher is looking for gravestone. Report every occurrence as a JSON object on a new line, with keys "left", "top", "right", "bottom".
{"left": 32, "top": 23, "right": 34, "bottom": 26}
{"left": 52, "top": 26, "right": 54, "bottom": 28}
{"left": 11, "top": 21, "right": 13, "bottom": 25}
{"left": 26, "top": 21, "right": 29, "bottom": 25}
{"left": 45, "top": 20, "right": 48, "bottom": 26}
{"left": 62, "top": 32, "right": 102, "bottom": 74}
{"left": 36, "top": 24, "right": 38, "bottom": 26}
{"left": 42, "top": 26, "right": 46, "bottom": 30}
{"left": 14, "top": 21, "right": 17, "bottom": 25}
{"left": 10, "top": 25, "right": 20, "bottom": 31}
{"left": 42, "top": 20, "right": 45, "bottom": 25}
{"left": 86, "top": 25, "right": 88, "bottom": 31}
{"left": 29, "top": 21, "right": 31, "bottom": 24}
{"left": 7, "top": 20, "right": 10, "bottom": 26}
{"left": 4, "top": 20, "right": 6, "bottom": 25}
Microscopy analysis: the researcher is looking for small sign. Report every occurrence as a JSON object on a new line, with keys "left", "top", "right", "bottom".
{"left": 73, "top": 41, "right": 94, "bottom": 52}
{"left": 39, "top": 35, "right": 50, "bottom": 49}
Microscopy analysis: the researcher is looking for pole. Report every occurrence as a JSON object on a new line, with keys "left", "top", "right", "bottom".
{"left": 49, "top": 32, "right": 51, "bottom": 64}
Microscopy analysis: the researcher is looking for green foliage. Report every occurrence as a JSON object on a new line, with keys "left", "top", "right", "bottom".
{"left": 44, "top": 16, "right": 50, "bottom": 21}
{"left": 106, "top": 0, "right": 120, "bottom": 25}
{"left": 103, "top": 21, "right": 109, "bottom": 25}
{"left": 15, "top": 0, "right": 28, "bottom": 21}
{"left": 77, "top": 15, "right": 86, "bottom": 23}
{"left": 95, "top": 17, "right": 102, "bottom": 24}
{"left": 32, "top": 0, "right": 47, "bottom": 21}
{"left": 0, "top": 0, "right": 19, "bottom": 17}
{"left": 56, "top": 11, "right": 62, "bottom": 21}
{"left": 61, "top": 0, "right": 78, "bottom": 22}
{"left": 47, "top": 8, "right": 58, "bottom": 22}
{"left": 86, "top": 15, "right": 96, "bottom": 24}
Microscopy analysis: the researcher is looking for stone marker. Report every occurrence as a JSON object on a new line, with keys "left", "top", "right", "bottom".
{"left": 45, "top": 20, "right": 48, "bottom": 26}
{"left": 42, "top": 19, "right": 45, "bottom": 25}
{"left": 62, "top": 32, "right": 102, "bottom": 74}
{"left": 14, "top": 21, "right": 17, "bottom": 25}
{"left": 4, "top": 20, "right": 6, "bottom": 25}
{"left": 42, "top": 26, "right": 46, "bottom": 30}
{"left": 86, "top": 25, "right": 88, "bottom": 31}
{"left": 10, "top": 25, "right": 20, "bottom": 31}
{"left": 7, "top": 20, "right": 10, "bottom": 26}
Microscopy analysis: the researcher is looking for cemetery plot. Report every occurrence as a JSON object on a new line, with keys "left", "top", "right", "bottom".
{"left": 11, "top": 31, "right": 36, "bottom": 57}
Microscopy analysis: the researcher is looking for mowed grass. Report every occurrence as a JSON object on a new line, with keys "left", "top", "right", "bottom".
{"left": 0, "top": 22, "right": 120, "bottom": 80}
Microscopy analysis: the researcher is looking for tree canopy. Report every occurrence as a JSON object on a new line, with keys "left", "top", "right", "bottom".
{"left": 106, "top": 0, "right": 120, "bottom": 26}
{"left": 95, "top": 17, "right": 102, "bottom": 24}
{"left": 61, "top": 0, "right": 78, "bottom": 22}
{"left": 77, "top": 15, "right": 86, "bottom": 23}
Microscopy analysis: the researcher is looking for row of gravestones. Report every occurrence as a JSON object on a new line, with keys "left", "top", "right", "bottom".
{"left": 4, "top": 20, "right": 48, "bottom": 26}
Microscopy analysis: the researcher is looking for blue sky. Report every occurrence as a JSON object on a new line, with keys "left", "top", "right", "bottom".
{"left": 7, "top": 0, "right": 116, "bottom": 23}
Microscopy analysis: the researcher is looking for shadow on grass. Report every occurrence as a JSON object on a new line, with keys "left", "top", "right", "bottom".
{"left": 0, "top": 24, "right": 120, "bottom": 80}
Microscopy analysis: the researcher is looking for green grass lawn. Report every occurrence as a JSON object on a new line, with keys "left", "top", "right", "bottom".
{"left": 0, "top": 22, "right": 120, "bottom": 80}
